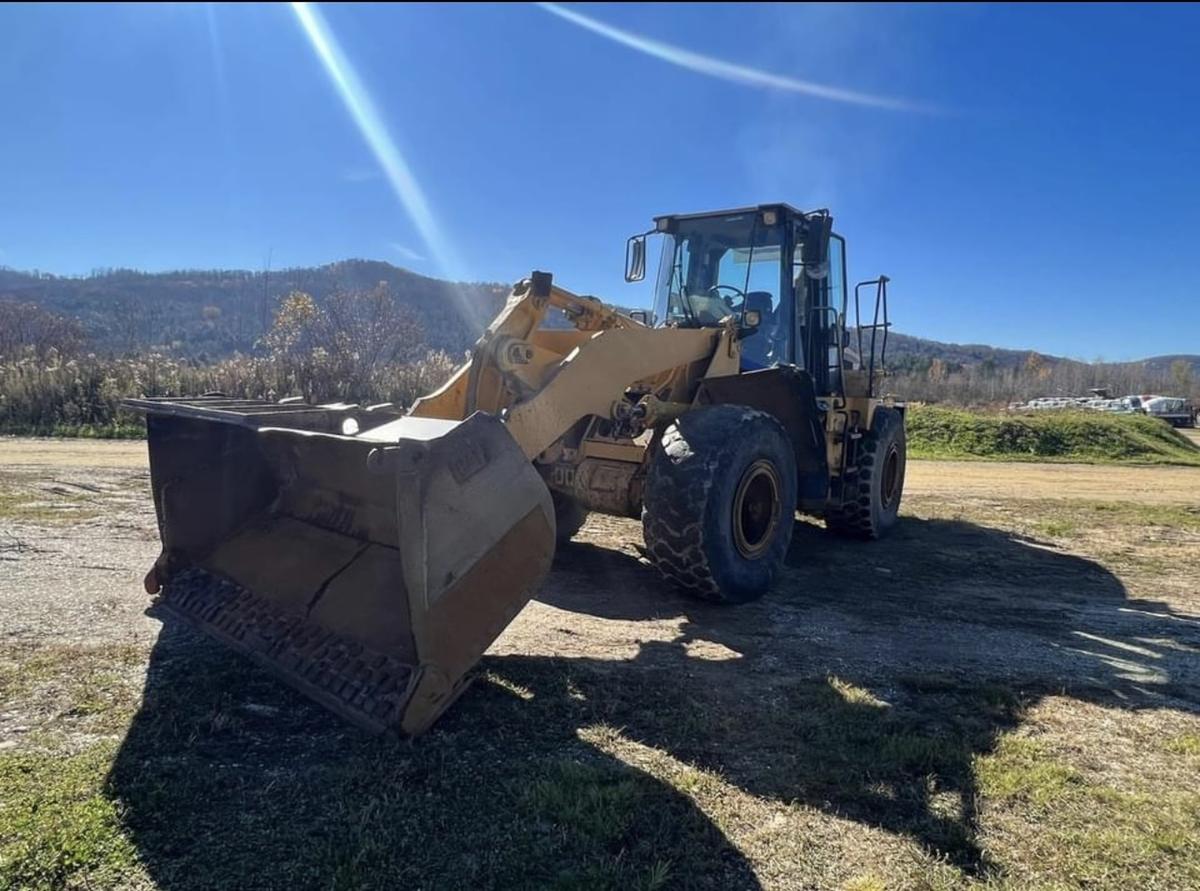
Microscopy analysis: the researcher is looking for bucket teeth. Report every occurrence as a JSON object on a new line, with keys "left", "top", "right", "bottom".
{"left": 162, "top": 568, "right": 416, "bottom": 733}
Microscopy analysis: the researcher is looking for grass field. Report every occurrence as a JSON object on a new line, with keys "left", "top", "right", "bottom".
{"left": 1, "top": 439, "right": 1198, "bottom": 890}
{"left": 906, "top": 405, "right": 1200, "bottom": 465}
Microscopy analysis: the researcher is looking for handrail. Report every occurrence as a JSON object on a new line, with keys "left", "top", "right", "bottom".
{"left": 853, "top": 277, "right": 892, "bottom": 398}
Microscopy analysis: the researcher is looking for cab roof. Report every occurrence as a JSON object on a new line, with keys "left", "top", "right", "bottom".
{"left": 652, "top": 203, "right": 822, "bottom": 227}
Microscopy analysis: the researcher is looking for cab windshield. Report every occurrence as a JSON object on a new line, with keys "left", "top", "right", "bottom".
{"left": 652, "top": 213, "right": 784, "bottom": 330}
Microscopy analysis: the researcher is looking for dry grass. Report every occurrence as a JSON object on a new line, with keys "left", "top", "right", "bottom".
{"left": 0, "top": 349, "right": 459, "bottom": 438}
{"left": 0, "top": 490, "right": 101, "bottom": 524}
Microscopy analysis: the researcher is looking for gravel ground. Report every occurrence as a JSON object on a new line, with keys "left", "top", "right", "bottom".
{"left": 2, "top": 436, "right": 1199, "bottom": 890}
{"left": 2, "top": 435, "right": 1197, "bottom": 700}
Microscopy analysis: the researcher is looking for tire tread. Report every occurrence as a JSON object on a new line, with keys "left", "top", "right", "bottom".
{"left": 643, "top": 407, "right": 792, "bottom": 603}
{"left": 825, "top": 407, "right": 904, "bottom": 540}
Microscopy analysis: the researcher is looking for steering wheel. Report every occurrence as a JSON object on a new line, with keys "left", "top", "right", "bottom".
{"left": 708, "top": 284, "right": 747, "bottom": 312}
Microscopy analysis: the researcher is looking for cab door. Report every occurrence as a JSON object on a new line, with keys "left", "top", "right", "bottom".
{"left": 792, "top": 220, "right": 845, "bottom": 393}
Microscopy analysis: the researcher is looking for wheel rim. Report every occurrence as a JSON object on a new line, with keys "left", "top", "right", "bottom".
{"left": 732, "top": 459, "right": 782, "bottom": 560}
{"left": 881, "top": 444, "right": 901, "bottom": 510}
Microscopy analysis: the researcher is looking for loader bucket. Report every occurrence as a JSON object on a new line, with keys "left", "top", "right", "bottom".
{"left": 125, "top": 397, "right": 555, "bottom": 735}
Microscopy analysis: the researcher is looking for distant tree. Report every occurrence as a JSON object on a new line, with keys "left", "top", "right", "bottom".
{"left": 1024, "top": 351, "right": 1045, "bottom": 378}
{"left": 260, "top": 285, "right": 425, "bottom": 402}
{"left": 110, "top": 296, "right": 140, "bottom": 352}
{"left": 110, "top": 294, "right": 164, "bottom": 354}
{"left": 1171, "top": 359, "right": 1194, "bottom": 397}
{"left": 0, "top": 300, "right": 85, "bottom": 360}
{"left": 260, "top": 291, "right": 322, "bottom": 357}
{"left": 322, "top": 282, "right": 425, "bottom": 370}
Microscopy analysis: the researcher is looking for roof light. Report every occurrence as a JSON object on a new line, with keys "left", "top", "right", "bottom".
{"left": 762, "top": 210, "right": 778, "bottom": 226}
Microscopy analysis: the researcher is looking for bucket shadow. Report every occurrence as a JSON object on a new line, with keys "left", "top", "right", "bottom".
{"left": 105, "top": 620, "right": 759, "bottom": 891}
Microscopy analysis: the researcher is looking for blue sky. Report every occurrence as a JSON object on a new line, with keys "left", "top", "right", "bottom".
{"left": 1, "top": 3, "right": 1198, "bottom": 360}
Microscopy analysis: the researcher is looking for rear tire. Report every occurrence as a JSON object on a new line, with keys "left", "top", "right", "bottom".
{"left": 825, "top": 407, "right": 906, "bottom": 539}
{"left": 642, "top": 406, "right": 796, "bottom": 603}
{"left": 551, "top": 490, "right": 588, "bottom": 543}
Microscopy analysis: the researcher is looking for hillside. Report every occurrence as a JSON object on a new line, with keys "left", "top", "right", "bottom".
{"left": 0, "top": 262, "right": 509, "bottom": 358}
{"left": 884, "top": 332, "right": 1079, "bottom": 372}
{"left": 2, "top": 262, "right": 1197, "bottom": 380}
{"left": 1140, "top": 354, "right": 1200, "bottom": 375}
{"left": 883, "top": 332, "right": 1200, "bottom": 378}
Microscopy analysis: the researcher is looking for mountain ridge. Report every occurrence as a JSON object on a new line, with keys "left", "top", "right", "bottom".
{"left": 1, "top": 261, "right": 1197, "bottom": 373}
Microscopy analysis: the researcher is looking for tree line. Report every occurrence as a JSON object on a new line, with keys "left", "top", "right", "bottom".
{"left": 1, "top": 282, "right": 1195, "bottom": 436}
{"left": 885, "top": 350, "right": 1197, "bottom": 406}
{"left": 0, "top": 285, "right": 460, "bottom": 436}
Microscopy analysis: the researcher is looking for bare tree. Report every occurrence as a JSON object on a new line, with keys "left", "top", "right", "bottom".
{"left": 260, "top": 285, "right": 425, "bottom": 402}
{"left": 1171, "top": 359, "right": 1195, "bottom": 398}
{"left": 0, "top": 300, "right": 85, "bottom": 360}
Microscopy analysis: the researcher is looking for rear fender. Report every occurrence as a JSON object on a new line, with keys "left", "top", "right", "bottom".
{"left": 695, "top": 366, "right": 830, "bottom": 509}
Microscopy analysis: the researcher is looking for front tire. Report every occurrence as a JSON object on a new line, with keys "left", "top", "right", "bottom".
{"left": 642, "top": 406, "right": 797, "bottom": 603}
{"left": 825, "top": 406, "right": 906, "bottom": 539}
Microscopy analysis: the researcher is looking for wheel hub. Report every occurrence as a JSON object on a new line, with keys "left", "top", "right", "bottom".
{"left": 881, "top": 444, "right": 901, "bottom": 510}
{"left": 732, "top": 459, "right": 782, "bottom": 560}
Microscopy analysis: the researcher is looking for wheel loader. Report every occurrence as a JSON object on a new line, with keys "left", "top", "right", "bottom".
{"left": 125, "top": 204, "right": 905, "bottom": 735}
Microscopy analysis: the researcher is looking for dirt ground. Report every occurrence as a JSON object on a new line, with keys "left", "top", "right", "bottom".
{"left": 2, "top": 436, "right": 1198, "bottom": 890}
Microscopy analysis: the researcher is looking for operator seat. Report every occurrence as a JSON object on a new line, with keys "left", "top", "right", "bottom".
{"left": 745, "top": 291, "right": 775, "bottom": 321}
{"left": 741, "top": 291, "right": 778, "bottom": 370}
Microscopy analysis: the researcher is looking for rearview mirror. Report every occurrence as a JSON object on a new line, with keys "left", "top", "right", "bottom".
{"left": 625, "top": 234, "right": 646, "bottom": 283}
{"left": 801, "top": 213, "right": 832, "bottom": 269}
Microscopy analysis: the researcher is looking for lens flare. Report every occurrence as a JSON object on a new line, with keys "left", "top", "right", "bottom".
{"left": 290, "top": 3, "right": 480, "bottom": 326}
{"left": 538, "top": 3, "right": 937, "bottom": 115}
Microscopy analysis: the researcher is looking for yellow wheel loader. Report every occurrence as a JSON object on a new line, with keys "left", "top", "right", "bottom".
{"left": 126, "top": 204, "right": 905, "bottom": 735}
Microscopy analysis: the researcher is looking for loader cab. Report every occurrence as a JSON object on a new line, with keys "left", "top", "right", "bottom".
{"left": 633, "top": 204, "right": 845, "bottom": 391}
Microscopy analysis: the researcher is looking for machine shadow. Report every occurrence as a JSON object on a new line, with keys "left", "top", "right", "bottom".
{"left": 531, "top": 516, "right": 1200, "bottom": 875}
{"left": 105, "top": 621, "right": 761, "bottom": 891}
{"left": 104, "top": 516, "right": 1198, "bottom": 888}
